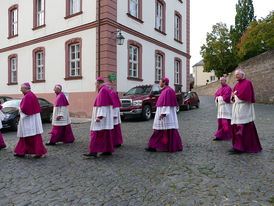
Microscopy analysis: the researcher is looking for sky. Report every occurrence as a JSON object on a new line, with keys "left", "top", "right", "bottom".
{"left": 190, "top": 0, "right": 274, "bottom": 73}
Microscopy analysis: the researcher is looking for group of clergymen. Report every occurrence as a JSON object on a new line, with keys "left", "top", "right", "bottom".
{"left": 0, "top": 68, "right": 262, "bottom": 158}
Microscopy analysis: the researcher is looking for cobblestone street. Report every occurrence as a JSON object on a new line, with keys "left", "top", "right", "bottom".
{"left": 0, "top": 96, "right": 273, "bottom": 206}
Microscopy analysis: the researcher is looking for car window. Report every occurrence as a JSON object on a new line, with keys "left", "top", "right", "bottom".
{"left": 2, "top": 100, "right": 21, "bottom": 108}
{"left": 38, "top": 99, "right": 48, "bottom": 107}
{"left": 126, "top": 87, "right": 151, "bottom": 95}
{"left": 152, "top": 85, "right": 161, "bottom": 95}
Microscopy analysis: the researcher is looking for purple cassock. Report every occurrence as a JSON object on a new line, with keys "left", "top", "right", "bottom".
{"left": 109, "top": 88, "right": 123, "bottom": 147}
{"left": 148, "top": 86, "right": 183, "bottom": 152}
{"left": 0, "top": 105, "right": 6, "bottom": 148}
{"left": 214, "top": 84, "right": 233, "bottom": 140}
{"left": 89, "top": 85, "right": 115, "bottom": 153}
{"left": 48, "top": 91, "right": 75, "bottom": 144}
{"left": 14, "top": 91, "right": 47, "bottom": 156}
{"left": 231, "top": 79, "right": 262, "bottom": 153}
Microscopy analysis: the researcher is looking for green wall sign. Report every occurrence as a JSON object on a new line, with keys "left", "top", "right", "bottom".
{"left": 108, "top": 73, "right": 116, "bottom": 82}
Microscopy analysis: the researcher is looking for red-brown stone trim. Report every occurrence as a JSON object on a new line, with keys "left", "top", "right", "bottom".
{"left": 174, "top": 10, "right": 182, "bottom": 42}
{"left": 155, "top": 50, "right": 165, "bottom": 83}
{"left": 65, "top": 0, "right": 83, "bottom": 19}
{"left": 33, "top": 0, "right": 46, "bottom": 30}
{"left": 127, "top": 0, "right": 143, "bottom": 23}
{"left": 155, "top": 0, "right": 166, "bottom": 34}
{"left": 32, "top": 47, "right": 45, "bottom": 82}
{"left": 7, "top": 54, "right": 18, "bottom": 85}
{"left": 8, "top": 4, "right": 19, "bottom": 39}
{"left": 174, "top": 57, "right": 182, "bottom": 85}
{"left": 128, "top": 40, "right": 143, "bottom": 81}
{"left": 65, "top": 37, "right": 82, "bottom": 80}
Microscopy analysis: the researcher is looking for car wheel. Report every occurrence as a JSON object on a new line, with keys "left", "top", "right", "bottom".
{"left": 142, "top": 105, "right": 152, "bottom": 120}
{"left": 176, "top": 105, "right": 180, "bottom": 113}
{"left": 186, "top": 103, "right": 190, "bottom": 111}
{"left": 121, "top": 115, "right": 125, "bottom": 121}
{"left": 196, "top": 101, "right": 200, "bottom": 108}
{"left": 11, "top": 117, "right": 19, "bottom": 131}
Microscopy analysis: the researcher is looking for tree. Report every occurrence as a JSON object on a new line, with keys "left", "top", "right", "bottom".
{"left": 231, "top": 0, "right": 255, "bottom": 62}
{"left": 200, "top": 23, "right": 237, "bottom": 78}
{"left": 237, "top": 11, "right": 274, "bottom": 61}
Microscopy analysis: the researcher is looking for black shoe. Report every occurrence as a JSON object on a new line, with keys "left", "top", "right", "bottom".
{"left": 228, "top": 148, "right": 243, "bottom": 155}
{"left": 14, "top": 154, "right": 25, "bottom": 157}
{"left": 101, "top": 152, "right": 112, "bottom": 156}
{"left": 114, "top": 144, "right": 121, "bottom": 148}
{"left": 46, "top": 142, "right": 56, "bottom": 146}
{"left": 83, "top": 153, "right": 97, "bottom": 157}
{"left": 0, "top": 145, "right": 7, "bottom": 149}
{"left": 213, "top": 138, "right": 222, "bottom": 141}
{"left": 145, "top": 148, "right": 157, "bottom": 152}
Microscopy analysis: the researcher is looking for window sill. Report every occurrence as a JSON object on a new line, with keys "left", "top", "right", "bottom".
{"left": 127, "top": 77, "right": 143, "bottom": 82}
{"left": 154, "top": 28, "right": 166, "bottom": 36}
{"left": 126, "top": 13, "right": 144, "bottom": 24}
{"left": 174, "top": 38, "right": 183, "bottom": 44}
{"left": 7, "top": 34, "right": 18, "bottom": 39}
{"left": 32, "top": 80, "right": 45, "bottom": 83}
{"left": 32, "top": 24, "right": 46, "bottom": 31}
{"left": 7, "top": 82, "right": 18, "bottom": 85}
{"left": 64, "top": 11, "right": 83, "bottom": 19}
{"left": 64, "top": 76, "right": 83, "bottom": 81}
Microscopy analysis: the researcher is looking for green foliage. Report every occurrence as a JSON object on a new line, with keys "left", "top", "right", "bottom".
{"left": 231, "top": 0, "right": 255, "bottom": 62}
{"left": 200, "top": 23, "right": 237, "bottom": 78}
{"left": 237, "top": 11, "right": 274, "bottom": 61}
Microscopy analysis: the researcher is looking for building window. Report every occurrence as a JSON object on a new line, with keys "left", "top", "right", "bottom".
{"left": 8, "top": 5, "right": 18, "bottom": 38}
{"left": 210, "top": 76, "right": 216, "bottom": 82}
{"left": 129, "top": 0, "right": 138, "bottom": 18}
{"left": 174, "top": 11, "right": 182, "bottom": 42}
{"left": 33, "top": 0, "right": 45, "bottom": 29}
{"left": 127, "top": 40, "right": 143, "bottom": 81}
{"left": 65, "top": 0, "right": 82, "bottom": 18}
{"left": 155, "top": 0, "right": 166, "bottom": 34}
{"left": 174, "top": 58, "right": 182, "bottom": 86}
{"left": 32, "top": 47, "right": 45, "bottom": 82}
{"left": 155, "top": 50, "right": 165, "bottom": 83}
{"left": 65, "top": 38, "right": 82, "bottom": 80}
{"left": 129, "top": 46, "right": 138, "bottom": 78}
{"left": 8, "top": 54, "right": 18, "bottom": 85}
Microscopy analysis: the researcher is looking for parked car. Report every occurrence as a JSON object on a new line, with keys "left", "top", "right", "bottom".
{"left": 1, "top": 98, "right": 53, "bottom": 130}
{"left": 0, "top": 96, "right": 12, "bottom": 105}
{"left": 120, "top": 85, "right": 182, "bottom": 120}
{"left": 179, "top": 92, "right": 200, "bottom": 110}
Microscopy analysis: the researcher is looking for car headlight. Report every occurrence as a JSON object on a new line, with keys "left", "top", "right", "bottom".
{"left": 132, "top": 100, "right": 143, "bottom": 106}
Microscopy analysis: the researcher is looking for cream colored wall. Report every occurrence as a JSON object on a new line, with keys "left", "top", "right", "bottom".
{"left": 192, "top": 65, "right": 217, "bottom": 87}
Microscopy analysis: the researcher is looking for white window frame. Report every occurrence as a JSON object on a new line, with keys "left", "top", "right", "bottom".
{"left": 175, "top": 15, "right": 180, "bottom": 40}
{"left": 156, "top": 54, "right": 163, "bottom": 82}
{"left": 175, "top": 61, "right": 180, "bottom": 84}
{"left": 69, "top": 43, "right": 80, "bottom": 77}
{"left": 210, "top": 76, "right": 216, "bottom": 82}
{"left": 11, "top": 58, "right": 17, "bottom": 83}
{"left": 70, "top": 0, "right": 80, "bottom": 15}
{"left": 11, "top": 9, "right": 18, "bottom": 36}
{"left": 130, "top": 0, "right": 138, "bottom": 18}
{"left": 36, "top": 0, "right": 44, "bottom": 27}
{"left": 156, "top": 2, "right": 163, "bottom": 31}
{"left": 129, "top": 45, "right": 138, "bottom": 78}
{"left": 36, "top": 52, "right": 44, "bottom": 80}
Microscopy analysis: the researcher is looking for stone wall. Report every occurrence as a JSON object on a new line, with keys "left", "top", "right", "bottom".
{"left": 192, "top": 49, "right": 274, "bottom": 104}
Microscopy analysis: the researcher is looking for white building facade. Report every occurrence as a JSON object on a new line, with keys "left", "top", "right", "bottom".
{"left": 0, "top": 0, "right": 190, "bottom": 117}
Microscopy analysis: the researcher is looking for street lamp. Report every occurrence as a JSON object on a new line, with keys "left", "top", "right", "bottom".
{"left": 111, "top": 30, "right": 125, "bottom": 46}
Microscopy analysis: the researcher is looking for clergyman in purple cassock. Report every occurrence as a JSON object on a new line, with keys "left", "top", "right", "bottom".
{"left": 105, "top": 82, "right": 123, "bottom": 147}
{"left": 214, "top": 77, "right": 233, "bottom": 140}
{"left": 146, "top": 78, "right": 183, "bottom": 152}
{"left": 83, "top": 78, "right": 115, "bottom": 157}
{"left": 0, "top": 105, "right": 7, "bottom": 149}
{"left": 230, "top": 69, "right": 262, "bottom": 154}
{"left": 46, "top": 84, "right": 75, "bottom": 145}
{"left": 14, "top": 83, "right": 47, "bottom": 157}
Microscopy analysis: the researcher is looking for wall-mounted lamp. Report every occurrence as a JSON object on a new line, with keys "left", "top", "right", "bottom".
{"left": 111, "top": 30, "right": 125, "bottom": 45}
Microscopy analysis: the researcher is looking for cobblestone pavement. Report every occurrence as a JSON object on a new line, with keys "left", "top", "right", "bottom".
{"left": 0, "top": 96, "right": 273, "bottom": 206}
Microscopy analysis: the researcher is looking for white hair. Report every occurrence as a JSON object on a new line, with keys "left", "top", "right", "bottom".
{"left": 236, "top": 69, "right": 245, "bottom": 79}
{"left": 21, "top": 84, "right": 30, "bottom": 90}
